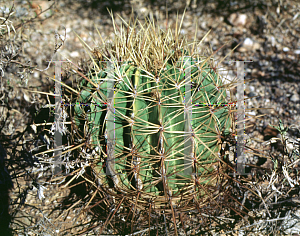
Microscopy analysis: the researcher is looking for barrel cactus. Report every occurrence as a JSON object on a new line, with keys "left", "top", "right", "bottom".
{"left": 73, "top": 13, "right": 235, "bottom": 217}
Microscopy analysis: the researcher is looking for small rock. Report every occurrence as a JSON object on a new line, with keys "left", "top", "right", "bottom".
{"left": 294, "top": 49, "right": 300, "bottom": 55}
{"left": 259, "top": 106, "right": 274, "bottom": 115}
{"left": 251, "top": 68, "right": 260, "bottom": 77}
{"left": 180, "top": 29, "right": 186, "bottom": 35}
{"left": 34, "top": 72, "right": 40, "bottom": 79}
{"left": 242, "top": 37, "right": 253, "bottom": 47}
{"left": 248, "top": 92, "right": 256, "bottom": 97}
{"left": 31, "top": 124, "right": 37, "bottom": 133}
{"left": 0, "top": 6, "right": 10, "bottom": 14}
{"left": 249, "top": 85, "right": 255, "bottom": 92}
{"left": 15, "top": 6, "right": 29, "bottom": 18}
{"left": 238, "top": 38, "right": 260, "bottom": 52}
{"left": 290, "top": 93, "right": 300, "bottom": 102}
{"left": 228, "top": 13, "right": 247, "bottom": 27}
{"left": 82, "top": 19, "right": 90, "bottom": 27}
{"left": 182, "top": 20, "right": 192, "bottom": 28}
{"left": 70, "top": 51, "right": 80, "bottom": 58}
{"left": 199, "top": 21, "right": 207, "bottom": 29}
{"left": 23, "top": 92, "right": 30, "bottom": 102}
{"left": 270, "top": 36, "right": 276, "bottom": 47}
{"left": 139, "top": 7, "right": 148, "bottom": 16}
{"left": 274, "top": 87, "right": 283, "bottom": 97}
{"left": 66, "top": 27, "right": 72, "bottom": 34}
{"left": 247, "top": 111, "right": 256, "bottom": 116}
{"left": 283, "top": 47, "right": 289, "bottom": 52}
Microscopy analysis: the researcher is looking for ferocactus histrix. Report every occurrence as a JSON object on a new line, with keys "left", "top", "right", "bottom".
{"left": 73, "top": 11, "right": 236, "bottom": 227}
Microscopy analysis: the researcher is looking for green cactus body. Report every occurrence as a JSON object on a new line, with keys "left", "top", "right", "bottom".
{"left": 74, "top": 55, "right": 233, "bottom": 204}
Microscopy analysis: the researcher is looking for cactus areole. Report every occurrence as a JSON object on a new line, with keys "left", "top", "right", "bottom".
{"left": 74, "top": 18, "right": 234, "bottom": 207}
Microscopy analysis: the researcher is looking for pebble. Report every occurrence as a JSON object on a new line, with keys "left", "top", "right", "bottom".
{"left": 270, "top": 36, "right": 276, "bottom": 47}
{"left": 273, "top": 87, "right": 283, "bottom": 97}
{"left": 290, "top": 93, "right": 300, "bottom": 102}
{"left": 247, "top": 111, "right": 256, "bottom": 116}
{"left": 248, "top": 92, "right": 256, "bottom": 97}
{"left": 228, "top": 13, "right": 247, "bottom": 27}
{"left": 180, "top": 29, "right": 186, "bottom": 35}
{"left": 249, "top": 85, "right": 255, "bottom": 92}
{"left": 34, "top": 71, "right": 40, "bottom": 79}
{"left": 138, "top": 7, "right": 148, "bottom": 16}
{"left": 15, "top": 6, "right": 28, "bottom": 18}
{"left": 238, "top": 38, "right": 260, "bottom": 52}
{"left": 200, "top": 21, "right": 207, "bottom": 29}
{"left": 66, "top": 27, "right": 72, "bottom": 34}
{"left": 0, "top": 6, "right": 10, "bottom": 14}
{"left": 283, "top": 47, "right": 290, "bottom": 52}
{"left": 70, "top": 51, "right": 80, "bottom": 58}
{"left": 23, "top": 92, "right": 30, "bottom": 102}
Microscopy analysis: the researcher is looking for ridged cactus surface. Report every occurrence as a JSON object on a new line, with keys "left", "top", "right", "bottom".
{"left": 73, "top": 15, "right": 234, "bottom": 206}
{"left": 75, "top": 59, "right": 232, "bottom": 199}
